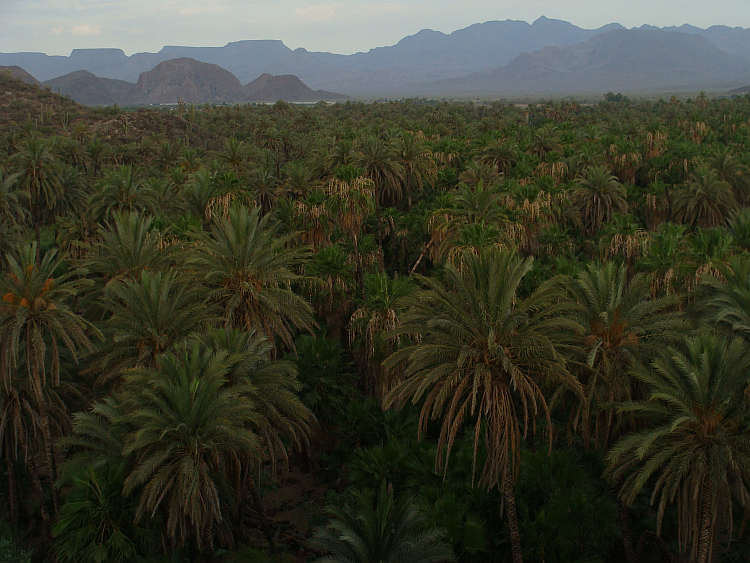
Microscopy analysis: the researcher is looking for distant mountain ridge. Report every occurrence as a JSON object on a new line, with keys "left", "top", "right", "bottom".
{"left": 420, "top": 29, "right": 750, "bottom": 96}
{"left": 41, "top": 59, "right": 349, "bottom": 105}
{"left": 4, "top": 17, "right": 750, "bottom": 92}
{"left": 4, "top": 17, "right": 750, "bottom": 99}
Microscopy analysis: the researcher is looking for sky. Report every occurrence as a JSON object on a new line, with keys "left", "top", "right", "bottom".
{"left": 2, "top": 0, "right": 750, "bottom": 56}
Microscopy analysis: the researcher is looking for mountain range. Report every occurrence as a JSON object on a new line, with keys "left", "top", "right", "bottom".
{"left": 3, "top": 17, "right": 750, "bottom": 101}
{"left": 42, "top": 59, "right": 348, "bottom": 105}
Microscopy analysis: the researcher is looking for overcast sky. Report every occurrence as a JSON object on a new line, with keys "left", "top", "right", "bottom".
{"left": 2, "top": 0, "right": 750, "bottom": 56}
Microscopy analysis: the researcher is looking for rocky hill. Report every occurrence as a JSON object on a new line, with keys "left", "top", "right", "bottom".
{"left": 0, "top": 65, "right": 41, "bottom": 85}
{"left": 131, "top": 58, "right": 247, "bottom": 104}
{"left": 45, "top": 70, "right": 135, "bottom": 106}
{"left": 245, "top": 73, "right": 348, "bottom": 101}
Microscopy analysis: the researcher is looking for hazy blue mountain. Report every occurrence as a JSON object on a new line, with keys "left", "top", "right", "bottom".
{"left": 4, "top": 17, "right": 750, "bottom": 97}
{"left": 423, "top": 29, "right": 750, "bottom": 97}
{"left": 45, "top": 70, "right": 135, "bottom": 105}
{"left": 244, "top": 73, "right": 349, "bottom": 101}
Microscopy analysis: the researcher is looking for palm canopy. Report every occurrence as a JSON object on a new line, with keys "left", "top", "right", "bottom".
{"left": 384, "top": 248, "right": 581, "bottom": 489}
{"left": 0, "top": 243, "right": 98, "bottom": 397}
{"left": 190, "top": 204, "right": 315, "bottom": 350}
{"left": 672, "top": 167, "right": 736, "bottom": 229}
{"left": 559, "top": 261, "right": 687, "bottom": 447}
{"left": 85, "top": 211, "right": 169, "bottom": 288}
{"left": 607, "top": 331, "right": 750, "bottom": 563}
{"left": 571, "top": 165, "right": 628, "bottom": 236}
{"left": 311, "top": 484, "right": 455, "bottom": 563}
{"left": 121, "top": 344, "right": 262, "bottom": 550}
{"left": 188, "top": 327, "right": 317, "bottom": 473}
{"left": 694, "top": 255, "right": 750, "bottom": 341}
{"left": 97, "top": 269, "right": 218, "bottom": 379}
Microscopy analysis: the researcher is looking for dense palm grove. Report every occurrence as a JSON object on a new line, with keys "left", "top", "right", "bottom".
{"left": 2, "top": 73, "right": 750, "bottom": 562}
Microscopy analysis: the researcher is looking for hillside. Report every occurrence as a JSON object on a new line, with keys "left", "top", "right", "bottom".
{"left": 425, "top": 29, "right": 750, "bottom": 96}
{"left": 245, "top": 73, "right": 348, "bottom": 102}
{"left": 45, "top": 70, "right": 135, "bottom": 106}
{"left": 0, "top": 65, "right": 41, "bottom": 85}
{"left": 131, "top": 58, "right": 247, "bottom": 104}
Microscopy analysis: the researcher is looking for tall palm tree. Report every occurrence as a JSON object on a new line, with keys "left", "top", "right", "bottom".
{"left": 672, "top": 167, "right": 736, "bottom": 228}
{"left": 97, "top": 269, "right": 217, "bottom": 380}
{"left": 428, "top": 181, "right": 511, "bottom": 265}
{"left": 0, "top": 243, "right": 99, "bottom": 510}
{"left": 571, "top": 165, "right": 628, "bottom": 236}
{"left": 560, "top": 261, "right": 687, "bottom": 448}
{"left": 122, "top": 344, "right": 262, "bottom": 559}
{"left": 384, "top": 248, "right": 581, "bottom": 563}
{"left": 311, "top": 483, "right": 455, "bottom": 563}
{"left": 88, "top": 165, "right": 157, "bottom": 224}
{"left": 397, "top": 131, "right": 437, "bottom": 208}
{"left": 695, "top": 255, "right": 750, "bottom": 341}
{"left": 607, "top": 332, "right": 750, "bottom": 563}
{"left": 85, "top": 211, "right": 168, "bottom": 289}
{"left": 190, "top": 205, "right": 315, "bottom": 351}
{"left": 356, "top": 135, "right": 404, "bottom": 263}
{"left": 10, "top": 133, "right": 62, "bottom": 250}
{"left": 350, "top": 272, "right": 414, "bottom": 401}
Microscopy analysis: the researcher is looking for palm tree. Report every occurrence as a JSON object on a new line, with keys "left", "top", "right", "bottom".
{"left": 384, "top": 248, "right": 581, "bottom": 563}
{"left": 350, "top": 272, "right": 414, "bottom": 401}
{"left": 53, "top": 461, "right": 156, "bottom": 563}
{"left": 356, "top": 135, "right": 405, "bottom": 262}
{"left": 397, "top": 132, "right": 437, "bottom": 208}
{"left": 190, "top": 205, "right": 315, "bottom": 351}
{"left": 85, "top": 211, "right": 168, "bottom": 288}
{"left": 311, "top": 484, "right": 455, "bottom": 563}
{"left": 88, "top": 165, "right": 157, "bottom": 224}
{"left": 97, "top": 270, "right": 217, "bottom": 380}
{"left": 695, "top": 255, "right": 750, "bottom": 341}
{"left": 122, "top": 344, "right": 262, "bottom": 559}
{"left": 427, "top": 181, "right": 511, "bottom": 265}
{"left": 189, "top": 327, "right": 317, "bottom": 473}
{"left": 560, "top": 261, "right": 686, "bottom": 449}
{"left": 672, "top": 167, "right": 736, "bottom": 228}
{"left": 0, "top": 243, "right": 99, "bottom": 510}
{"left": 607, "top": 331, "right": 750, "bottom": 563}
{"left": 571, "top": 165, "right": 628, "bottom": 236}
{"left": 10, "top": 133, "right": 62, "bottom": 250}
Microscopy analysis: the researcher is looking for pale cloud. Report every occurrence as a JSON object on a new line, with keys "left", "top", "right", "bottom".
{"left": 179, "top": 5, "right": 231, "bottom": 16}
{"left": 71, "top": 24, "right": 100, "bottom": 36}
{"left": 360, "top": 2, "right": 404, "bottom": 17}
{"left": 50, "top": 26, "right": 65, "bottom": 35}
{"left": 294, "top": 4, "right": 340, "bottom": 22}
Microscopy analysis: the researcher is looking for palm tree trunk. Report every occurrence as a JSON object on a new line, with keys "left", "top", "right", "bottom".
{"left": 4, "top": 440, "right": 19, "bottom": 525}
{"left": 374, "top": 201, "right": 385, "bottom": 273}
{"left": 696, "top": 484, "right": 713, "bottom": 563}
{"left": 247, "top": 473, "right": 277, "bottom": 556}
{"left": 617, "top": 498, "right": 638, "bottom": 563}
{"left": 27, "top": 342, "right": 60, "bottom": 516}
{"left": 502, "top": 463, "right": 524, "bottom": 563}
{"left": 203, "top": 522, "right": 215, "bottom": 563}
{"left": 17, "top": 423, "right": 51, "bottom": 539}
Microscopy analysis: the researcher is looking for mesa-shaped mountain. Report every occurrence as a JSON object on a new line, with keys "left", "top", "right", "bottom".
{"left": 0, "top": 65, "right": 41, "bottom": 85}
{"left": 245, "top": 73, "right": 348, "bottom": 101}
{"left": 46, "top": 70, "right": 135, "bottom": 105}
{"left": 422, "top": 29, "right": 750, "bottom": 96}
